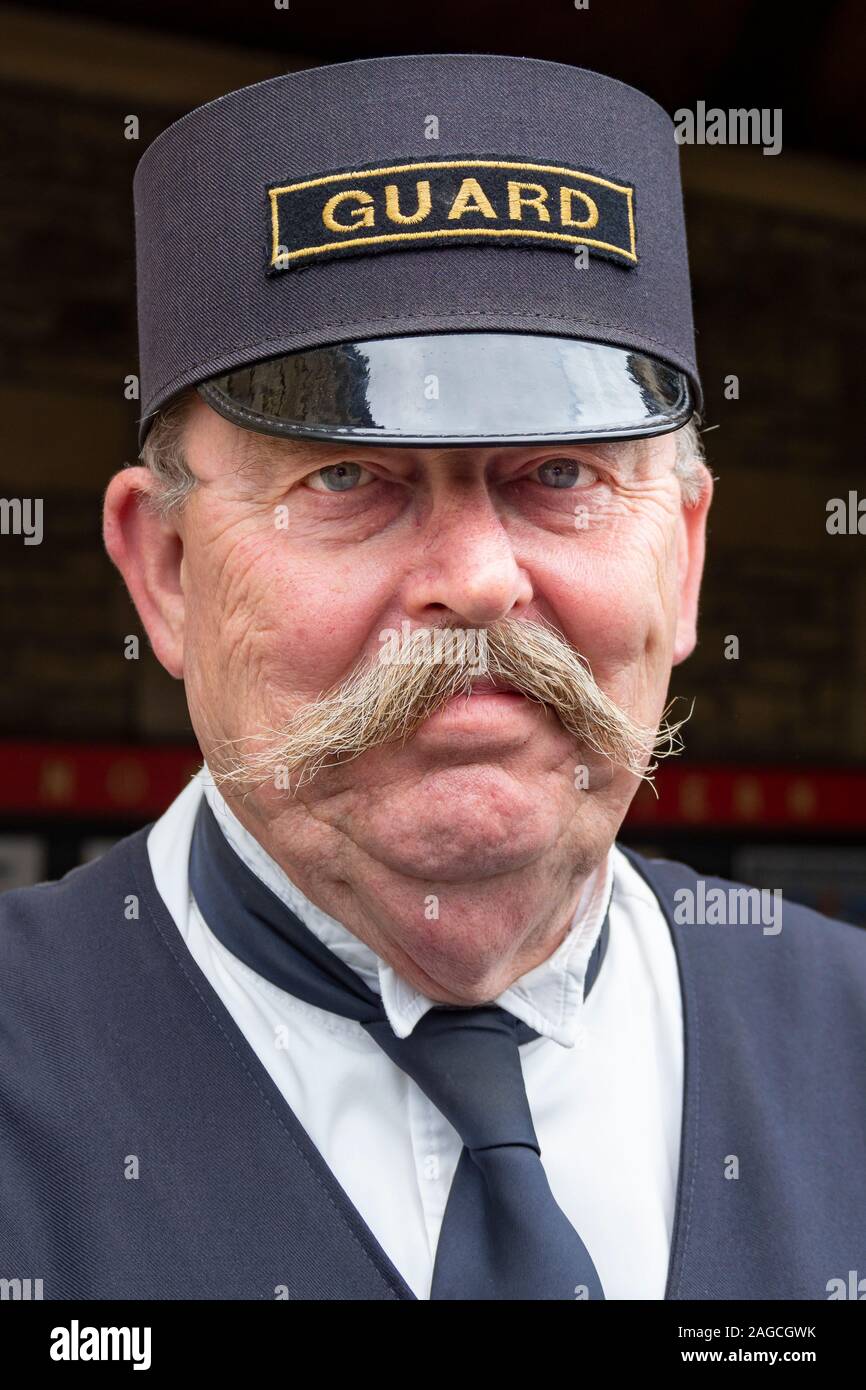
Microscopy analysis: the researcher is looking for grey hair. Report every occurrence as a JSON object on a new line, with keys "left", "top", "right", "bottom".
{"left": 138, "top": 389, "right": 200, "bottom": 518}
{"left": 673, "top": 413, "right": 710, "bottom": 506}
{"left": 139, "top": 391, "right": 710, "bottom": 516}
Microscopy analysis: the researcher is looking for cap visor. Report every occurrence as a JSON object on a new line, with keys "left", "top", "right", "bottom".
{"left": 197, "top": 333, "right": 692, "bottom": 447}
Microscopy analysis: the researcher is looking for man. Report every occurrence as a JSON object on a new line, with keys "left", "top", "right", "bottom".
{"left": 1, "top": 54, "right": 864, "bottom": 1302}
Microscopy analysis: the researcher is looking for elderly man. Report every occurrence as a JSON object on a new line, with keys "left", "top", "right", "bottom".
{"left": 2, "top": 55, "right": 864, "bottom": 1303}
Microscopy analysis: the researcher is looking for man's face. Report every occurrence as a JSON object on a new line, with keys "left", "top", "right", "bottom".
{"left": 154, "top": 397, "right": 709, "bottom": 890}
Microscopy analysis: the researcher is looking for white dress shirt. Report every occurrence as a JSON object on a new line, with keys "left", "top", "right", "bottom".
{"left": 147, "top": 765, "right": 683, "bottom": 1299}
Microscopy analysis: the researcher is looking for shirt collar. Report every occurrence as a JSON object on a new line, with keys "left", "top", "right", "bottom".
{"left": 200, "top": 765, "right": 612, "bottom": 1049}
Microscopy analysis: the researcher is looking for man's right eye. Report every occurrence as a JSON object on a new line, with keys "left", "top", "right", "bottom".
{"left": 303, "top": 463, "right": 376, "bottom": 493}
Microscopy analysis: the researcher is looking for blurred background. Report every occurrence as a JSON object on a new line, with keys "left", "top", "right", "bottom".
{"left": 0, "top": 0, "right": 864, "bottom": 922}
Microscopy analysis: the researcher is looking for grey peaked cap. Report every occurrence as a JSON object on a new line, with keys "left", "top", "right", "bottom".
{"left": 133, "top": 52, "right": 702, "bottom": 444}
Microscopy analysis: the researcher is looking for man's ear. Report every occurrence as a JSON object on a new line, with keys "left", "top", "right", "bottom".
{"left": 102, "top": 467, "right": 186, "bottom": 679}
{"left": 672, "top": 465, "right": 714, "bottom": 666}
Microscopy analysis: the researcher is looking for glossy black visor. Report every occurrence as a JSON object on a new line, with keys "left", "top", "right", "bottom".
{"left": 197, "top": 333, "right": 692, "bottom": 447}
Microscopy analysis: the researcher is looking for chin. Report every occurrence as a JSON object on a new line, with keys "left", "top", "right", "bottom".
{"left": 391, "top": 919, "right": 525, "bottom": 1005}
{"left": 359, "top": 774, "right": 563, "bottom": 882}
{"left": 378, "top": 838, "right": 546, "bottom": 884}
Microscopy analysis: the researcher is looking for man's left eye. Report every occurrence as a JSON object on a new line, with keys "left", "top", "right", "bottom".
{"left": 530, "top": 457, "right": 599, "bottom": 489}
{"left": 304, "top": 462, "right": 376, "bottom": 493}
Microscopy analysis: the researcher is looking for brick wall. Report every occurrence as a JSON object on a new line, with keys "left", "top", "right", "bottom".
{"left": 0, "top": 46, "right": 863, "bottom": 763}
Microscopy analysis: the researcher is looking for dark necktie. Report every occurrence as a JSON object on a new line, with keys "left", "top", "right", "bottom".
{"left": 188, "top": 796, "right": 609, "bottom": 1300}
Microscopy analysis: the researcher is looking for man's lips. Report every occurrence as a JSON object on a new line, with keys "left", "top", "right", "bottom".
{"left": 463, "top": 677, "right": 520, "bottom": 695}
{"left": 412, "top": 678, "right": 536, "bottom": 744}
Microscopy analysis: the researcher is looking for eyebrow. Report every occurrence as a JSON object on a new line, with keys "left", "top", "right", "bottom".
{"left": 551, "top": 437, "right": 653, "bottom": 482}
{"left": 577, "top": 437, "right": 647, "bottom": 465}
{"left": 228, "top": 430, "right": 652, "bottom": 484}
{"left": 230, "top": 433, "right": 339, "bottom": 484}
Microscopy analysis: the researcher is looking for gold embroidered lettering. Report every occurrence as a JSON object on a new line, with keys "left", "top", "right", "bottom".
{"left": 447, "top": 178, "right": 497, "bottom": 220}
{"left": 507, "top": 181, "right": 551, "bottom": 222}
{"left": 322, "top": 189, "right": 375, "bottom": 232}
{"left": 384, "top": 180, "right": 432, "bottom": 225}
{"left": 559, "top": 187, "right": 599, "bottom": 230}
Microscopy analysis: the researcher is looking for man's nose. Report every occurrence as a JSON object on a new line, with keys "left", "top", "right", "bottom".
{"left": 401, "top": 487, "right": 533, "bottom": 627}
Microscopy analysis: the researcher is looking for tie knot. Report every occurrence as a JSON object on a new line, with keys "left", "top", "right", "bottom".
{"left": 365, "top": 1004, "right": 540, "bottom": 1154}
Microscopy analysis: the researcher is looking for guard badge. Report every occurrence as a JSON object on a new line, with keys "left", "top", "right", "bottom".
{"left": 267, "top": 158, "right": 637, "bottom": 272}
